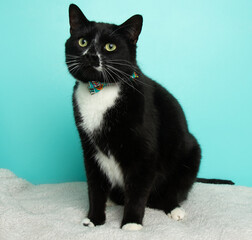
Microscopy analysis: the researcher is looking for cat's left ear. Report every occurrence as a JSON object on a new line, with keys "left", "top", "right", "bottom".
{"left": 69, "top": 4, "right": 89, "bottom": 34}
{"left": 119, "top": 15, "right": 143, "bottom": 44}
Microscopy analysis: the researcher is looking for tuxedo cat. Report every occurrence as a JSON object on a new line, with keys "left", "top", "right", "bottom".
{"left": 65, "top": 4, "right": 201, "bottom": 231}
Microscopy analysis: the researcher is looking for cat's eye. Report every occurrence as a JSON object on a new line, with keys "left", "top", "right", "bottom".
{"left": 78, "top": 38, "right": 88, "bottom": 47}
{"left": 105, "top": 43, "right": 117, "bottom": 52}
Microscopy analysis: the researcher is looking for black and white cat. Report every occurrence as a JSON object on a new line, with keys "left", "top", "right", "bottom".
{"left": 65, "top": 4, "right": 201, "bottom": 231}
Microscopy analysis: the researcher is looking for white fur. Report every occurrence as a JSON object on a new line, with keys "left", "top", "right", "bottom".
{"left": 82, "top": 218, "right": 94, "bottom": 227}
{"left": 168, "top": 207, "right": 185, "bottom": 221}
{"left": 82, "top": 47, "right": 90, "bottom": 56}
{"left": 94, "top": 53, "right": 103, "bottom": 72}
{"left": 94, "top": 65, "right": 103, "bottom": 72}
{"left": 75, "top": 82, "right": 120, "bottom": 134}
{"left": 106, "top": 198, "right": 117, "bottom": 207}
{"left": 122, "top": 223, "right": 143, "bottom": 231}
{"left": 95, "top": 148, "right": 124, "bottom": 188}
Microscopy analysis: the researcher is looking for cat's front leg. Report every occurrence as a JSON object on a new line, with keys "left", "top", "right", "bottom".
{"left": 84, "top": 179, "right": 110, "bottom": 227}
{"left": 80, "top": 139, "right": 111, "bottom": 227}
{"left": 121, "top": 170, "right": 155, "bottom": 231}
{"left": 83, "top": 159, "right": 111, "bottom": 227}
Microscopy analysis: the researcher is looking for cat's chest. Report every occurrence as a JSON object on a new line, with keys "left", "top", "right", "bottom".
{"left": 75, "top": 82, "right": 124, "bottom": 187}
{"left": 75, "top": 82, "right": 121, "bottom": 133}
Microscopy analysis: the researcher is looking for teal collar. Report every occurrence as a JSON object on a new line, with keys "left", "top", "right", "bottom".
{"left": 88, "top": 72, "right": 139, "bottom": 95}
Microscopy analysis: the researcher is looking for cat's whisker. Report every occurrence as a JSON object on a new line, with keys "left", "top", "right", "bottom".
{"left": 68, "top": 65, "right": 80, "bottom": 74}
{"left": 104, "top": 67, "right": 118, "bottom": 86}
{"left": 105, "top": 59, "right": 136, "bottom": 64}
{"left": 105, "top": 67, "right": 120, "bottom": 89}
{"left": 105, "top": 59, "right": 137, "bottom": 65}
{"left": 106, "top": 66, "right": 144, "bottom": 96}
{"left": 105, "top": 62, "right": 138, "bottom": 71}
{"left": 106, "top": 65, "right": 136, "bottom": 88}
{"left": 103, "top": 69, "right": 109, "bottom": 83}
{"left": 105, "top": 62, "right": 154, "bottom": 89}
{"left": 68, "top": 63, "right": 80, "bottom": 68}
{"left": 105, "top": 59, "right": 137, "bottom": 64}
{"left": 113, "top": 72, "right": 144, "bottom": 96}
{"left": 105, "top": 61, "right": 139, "bottom": 79}
{"left": 133, "top": 78, "right": 155, "bottom": 89}
{"left": 66, "top": 57, "right": 77, "bottom": 60}
{"left": 106, "top": 65, "right": 129, "bottom": 82}
{"left": 106, "top": 64, "right": 130, "bottom": 77}
{"left": 68, "top": 63, "right": 79, "bottom": 69}
{"left": 69, "top": 64, "right": 80, "bottom": 74}
{"left": 66, "top": 60, "right": 80, "bottom": 64}
{"left": 66, "top": 54, "right": 81, "bottom": 58}
{"left": 101, "top": 68, "right": 109, "bottom": 86}
{"left": 105, "top": 60, "right": 138, "bottom": 68}
{"left": 66, "top": 58, "right": 80, "bottom": 62}
{"left": 101, "top": 69, "right": 105, "bottom": 84}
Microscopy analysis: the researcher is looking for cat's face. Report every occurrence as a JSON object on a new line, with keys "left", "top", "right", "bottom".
{"left": 65, "top": 4, "right": 143, "bottom": 83}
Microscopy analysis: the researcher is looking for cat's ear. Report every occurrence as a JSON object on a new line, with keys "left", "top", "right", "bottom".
{"left": 119, "top": 15, "right": 143, "bottom": 44}
{"left": 69, "top": 4, "right": 89, "bottom": 34}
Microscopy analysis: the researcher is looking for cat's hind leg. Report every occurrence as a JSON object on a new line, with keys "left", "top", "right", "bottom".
{"left": 167, "top": 207, "right": 186, "bottom": 221}
{"left": 148, "top": 185, "right": 186, "bottom": 221}
{"left": 161, "top": 195, "right": 186, "bottom": 221}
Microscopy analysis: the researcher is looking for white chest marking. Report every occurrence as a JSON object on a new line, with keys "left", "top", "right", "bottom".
{"left": 75, "top": 82, "right": 120, "bottom": 133}
{"left": 95, "top": 149, "right": 124, "bottom": 187}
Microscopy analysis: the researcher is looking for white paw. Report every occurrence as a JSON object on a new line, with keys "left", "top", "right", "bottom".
{"left": 168, "top": 207, "right": 185, "bottom": 221}
{"left": 82, "top": 218, "right": 95, "bottom": 227}
{"left": 122, "top": 223, "right": 143, "bottom": 231}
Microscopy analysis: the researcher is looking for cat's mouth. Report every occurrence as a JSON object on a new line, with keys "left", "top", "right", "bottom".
{"left": 74, "top": 64, "right": 103, "bottom": 82}
{"left": 82, "top": 64, "right": 102, "bottom": 73}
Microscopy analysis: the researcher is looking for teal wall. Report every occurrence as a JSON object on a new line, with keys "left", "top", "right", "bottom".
{"left": 0, "top": 0, "right": 251, "bottom": 186}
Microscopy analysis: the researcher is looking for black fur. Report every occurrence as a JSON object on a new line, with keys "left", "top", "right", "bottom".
{"left": 66, "top": 4, "right": 201, "bottom": 228}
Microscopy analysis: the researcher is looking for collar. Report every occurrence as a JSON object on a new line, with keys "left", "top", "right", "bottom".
{"left": 88, "top": 72, "right": 139, "bottom": 95}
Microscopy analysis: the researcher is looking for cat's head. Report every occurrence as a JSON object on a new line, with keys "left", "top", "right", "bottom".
{"left": 65, "top": 4, "right": 142, "bottom": 83}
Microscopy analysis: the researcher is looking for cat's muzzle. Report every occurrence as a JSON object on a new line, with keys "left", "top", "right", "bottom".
{"left": 83, "top": 54, "right": 100, "bottom": 68}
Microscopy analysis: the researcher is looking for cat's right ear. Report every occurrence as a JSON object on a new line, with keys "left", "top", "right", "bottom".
{"left": 69, "top": 4, "right": 89, "bottom": 34}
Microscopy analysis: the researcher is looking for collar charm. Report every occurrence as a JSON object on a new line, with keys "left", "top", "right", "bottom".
{"left": 88, "top": 81, "right": 107, "bottom": 95}
{"left": 131, "top": 72, "right": 139, "bottom": 79}
{"left": 88, "top": 72, "right": 139, "bottom": 95}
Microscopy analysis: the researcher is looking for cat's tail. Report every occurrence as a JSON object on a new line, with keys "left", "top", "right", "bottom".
{"left": 196, "top": 178, "right": 235, "bottom": 185}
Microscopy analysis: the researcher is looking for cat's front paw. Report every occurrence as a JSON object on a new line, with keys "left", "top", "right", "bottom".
{"left": 82, "top": 214, "right": 106, "bottom": 227}
{"left": 82, "top": 218, "right": 95, "bottom": 227}
{"left": 122, "top": 223, "right": 143, "bottom": 231}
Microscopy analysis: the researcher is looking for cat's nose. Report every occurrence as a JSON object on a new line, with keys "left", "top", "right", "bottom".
{"left": 85, "top": 54, "right": 99, "bottom": 67}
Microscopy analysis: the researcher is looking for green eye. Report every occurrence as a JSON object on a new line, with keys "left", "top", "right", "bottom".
{"left": 105, "top": 43, "right": 116, "bottom": 52}
{"left": 78, "top": 38, "right": 88, "bottom": 47}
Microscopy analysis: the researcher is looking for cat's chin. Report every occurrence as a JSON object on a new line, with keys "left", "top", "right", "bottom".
{"left": 72, "top": 68, "right": 103, "bottom": 83}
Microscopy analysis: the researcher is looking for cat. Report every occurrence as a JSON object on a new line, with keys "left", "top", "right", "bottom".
{"left": 65, "top": 4, "right": 201, "bottom": 231}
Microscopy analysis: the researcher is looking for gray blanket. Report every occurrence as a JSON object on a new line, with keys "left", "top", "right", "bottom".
{"left": 0, "top": 169, "right": 251, "bottom": 240}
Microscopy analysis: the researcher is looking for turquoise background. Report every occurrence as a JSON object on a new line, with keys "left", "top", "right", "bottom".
{"left": 0, "top": 0, "right": 251, "bottom": 186}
